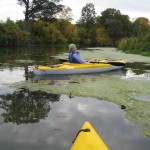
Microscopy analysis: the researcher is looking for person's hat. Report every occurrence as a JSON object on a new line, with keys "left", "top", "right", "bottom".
{"left": 69, "top": 44, "right": 76, "bottom": 50}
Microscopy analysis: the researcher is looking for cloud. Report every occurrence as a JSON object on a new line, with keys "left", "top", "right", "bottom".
{"left": 0, "top": 0, "right": 24, "bottom": 21}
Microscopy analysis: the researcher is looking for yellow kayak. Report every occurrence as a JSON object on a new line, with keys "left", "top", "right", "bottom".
{"left": 70, "top": 121, "right": 109, "bottom": 150}
{"left": 33, "top": 60, "right": 126, "bottom": 75}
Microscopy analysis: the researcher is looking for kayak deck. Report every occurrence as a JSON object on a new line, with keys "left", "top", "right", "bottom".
{"left": 59, "top": 58, "right": 127, "bottom": 66}
{"left": 34, "top": 63, "right": 112, "bottom": 70}
{"left": 88, "top": 59, "right": 127, "bottom": 66}
{"left": 70, "top": 121, "right": 109, "bottom": 150}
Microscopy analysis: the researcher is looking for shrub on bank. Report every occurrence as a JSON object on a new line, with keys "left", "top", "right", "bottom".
{"left": 117, "top": 35, "right": 150, "bottom": 56}
{"left": 0, "top": 21, "right": 30, "bottom": 46}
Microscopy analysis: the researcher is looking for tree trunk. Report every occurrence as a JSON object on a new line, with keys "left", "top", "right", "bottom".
{"left": 25, "top": 0, "right": 29, "bottom": 21}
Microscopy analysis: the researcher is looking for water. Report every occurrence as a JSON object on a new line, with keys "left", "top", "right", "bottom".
{"left": 0, "top": 47, "right": 150, "bottom": 150}
{"left": 0, "top": 90, "right": 150, "bottom": 150}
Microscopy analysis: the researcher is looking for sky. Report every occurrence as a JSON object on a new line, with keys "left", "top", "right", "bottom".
{"left": 0, "top": 0, "right": 150, "bottom": 23}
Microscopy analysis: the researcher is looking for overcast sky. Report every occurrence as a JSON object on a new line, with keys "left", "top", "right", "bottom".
{"left": 0, "top": 0, "right": 150, "bottom": 23}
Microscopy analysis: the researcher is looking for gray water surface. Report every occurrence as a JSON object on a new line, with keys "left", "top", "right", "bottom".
{"left": 0, "top": 94, "right": 150, "bottom": 150}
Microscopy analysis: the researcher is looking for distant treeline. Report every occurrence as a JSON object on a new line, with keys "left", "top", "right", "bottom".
{"left": 0, "top": 3, "right": 150, "bottom": 56}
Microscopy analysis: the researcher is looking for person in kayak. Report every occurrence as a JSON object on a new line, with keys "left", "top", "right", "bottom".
{"left": 68, "top": 44, "right": 87, "bottom": 64}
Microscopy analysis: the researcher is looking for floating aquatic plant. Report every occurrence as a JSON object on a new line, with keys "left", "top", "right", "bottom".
{"left": 10, "top": 74, "right": 150, "bottom": 136}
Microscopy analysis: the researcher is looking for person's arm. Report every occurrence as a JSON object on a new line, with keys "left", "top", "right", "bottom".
{"left": 73, "top": 53, "right": 87, "bottom": 64}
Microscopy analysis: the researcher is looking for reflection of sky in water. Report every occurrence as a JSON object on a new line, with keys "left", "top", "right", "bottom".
{"left": 0, "top": 68, "right": 24, "bottom": 83}
{"left": 0, "top": 95, "right": 149, "bottom": 150}
{"left": 0, "top": 68, "right": 24, "bottom": 94}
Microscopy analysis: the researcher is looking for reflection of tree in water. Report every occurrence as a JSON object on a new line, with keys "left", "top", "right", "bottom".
{"left": 0, "top": 88, "right": 60, "bottom": 124}
{"left": 124, "top": 62, "right": 150, "bottom": 74}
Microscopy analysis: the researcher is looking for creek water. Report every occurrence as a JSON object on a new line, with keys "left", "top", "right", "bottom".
{"left": 0, "top": 47, "right": 150, "bottom": 150}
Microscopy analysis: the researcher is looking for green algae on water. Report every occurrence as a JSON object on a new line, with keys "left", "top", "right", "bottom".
{"left": 10, "top": 74, "right": 150, "bottom": 137}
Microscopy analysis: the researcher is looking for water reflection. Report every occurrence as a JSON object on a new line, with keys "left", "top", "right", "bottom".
{"left": 124, "top": 62, "right": 150, "bottom": 74}
{"left": 0, "top": 95, "right": 150, "bottom": 150}
{"left": 0, "top": 88, "right": 60, "bottom": 124}
{"left": 0, "top": 46, "right": 66, "bottom": 64}
{"left": 122, "top": 68, "right": 150, "bottom": 80}
{"left": 30, "top": 69, "right": 125, "bottom": 85}
{"left": 33, "top": 74, "right": 71, "bottom": 81}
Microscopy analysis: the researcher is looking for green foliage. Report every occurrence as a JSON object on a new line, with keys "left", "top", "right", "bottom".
{"left": 77, "top": 27, "right": 95, "bottom": 46}
{"left": 76, "top": 27, "right": 87, "bottom": 45}
{"left": 54, "top": 19, "right": 79, "bottom": 43}
{"left": 95, "top": 27, "right": 112, "bottom": 46}
{"left": 132, "top": 17, "right": 150, "bottom": 37}
{"left": 1, "top": 2, "right": 150, "bottom": 54}
{"left": 118, "top": 37, "right": 139, "bottom": 52}
{"left": 76, "top": 3, "right": 97, "bottom": 46}
{"left": 77, "top": 25, "right": 112, "bottom": 46}
{"left": 18, "top": 0, "right": 63, "bottom": 21}
{"left": 31, "top": 20, "right": 66, "bottom": 44}
{"left": 79, "top": 3, "right": 96, "bottom": 26}
{"left": 0, "top": 21, "right": 30, "bottom": 46}
{"left": 139, "top": 34, "right": 150, "bottom": 55}
{"left": 98, "top": 8, "right": 132, "bottom": 44}
{"left": 118, "top": 34, "right": 150, "bottom": 56}
{"left": 56, "top": 6, "right": 73, "bottom": 22}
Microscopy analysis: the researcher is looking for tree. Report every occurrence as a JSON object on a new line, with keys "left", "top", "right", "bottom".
{"left": 99, "top": 8, "right": 131, "bottom": 44}
{"left": 100, "top": 8, "right": 121, "bottom": 26}
{"left": 78, "top": 3, "right": 96, "bottom": 28}
{"left": 18, "top": 0, "right": 63, "bottom": 21}
{"left": 132, "top": 17, "right": 150, "bottom": 37}
{"left": 0, "top": 88, "right": 60, "bottom": 124}
{"left": 95, "top": 27, "right": 112, "bottom": 46}
{"left": 31, "top": 20, "right": 66, "bottom": 44}
{"left": 54, "top": 19, "right": 79, "bottom": 43}
{"left": 56, "top": 6, "right": 73, "bottom": 22}
{"left": 77, "top": 3, "right": 96, "bottom": 46}
{"left": 0, "top": 20, "right": 30, "bottom": 46}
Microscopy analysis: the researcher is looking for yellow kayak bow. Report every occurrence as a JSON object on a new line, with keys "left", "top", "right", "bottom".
{"left": 70, "top": 121, "right": 109, "bottom": 150}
